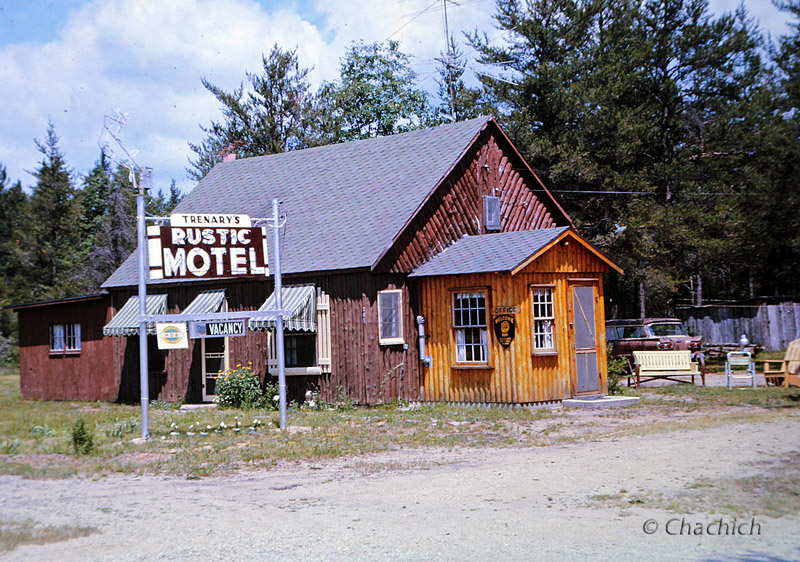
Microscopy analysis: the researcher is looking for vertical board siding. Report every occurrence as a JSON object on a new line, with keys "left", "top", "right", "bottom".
{"left": 110, "top": 271, "right": 420, "bottom": 405}
{"left": 376, "top": 130, "right": 569, "bottom": 273}
{"left": 17, "top": 296, "right": 115, "bottom": 401}
{"left": 677, "top": 302, "right": 800, "bottom": 351}
{"left": 419, "top": 241, "right": 610, "bottom": 404}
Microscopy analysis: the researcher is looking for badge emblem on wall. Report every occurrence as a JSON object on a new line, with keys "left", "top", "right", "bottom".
{"left": 156, "top": 322, "right": 189, "bottom": 350}
{"left": 493, "top": 314, "right": 516, "bottom": 348}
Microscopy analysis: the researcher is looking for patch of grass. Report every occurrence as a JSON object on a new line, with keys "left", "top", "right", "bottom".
{"left": 587, "top": 451, "right": 800, "bottom": 518}
{"left": 0, "top": 519, "right": 98, "bottom": 553}
{"left": 638, "top": 385, "right": 800, "bottom": 410}
{"left": 1, "top": 371, "right": 799, "bottom": 479}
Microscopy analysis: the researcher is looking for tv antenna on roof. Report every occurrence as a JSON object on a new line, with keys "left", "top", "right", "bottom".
{"left": 98, "top": 110, "right": 152, "bottom": 193}
{"left": 98, "top": 111, "right": 154, "bottom": 440}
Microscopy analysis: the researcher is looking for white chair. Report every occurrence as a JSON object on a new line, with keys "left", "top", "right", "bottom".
{"left": 725, "top": 351, "right": 756, "bottom": 389}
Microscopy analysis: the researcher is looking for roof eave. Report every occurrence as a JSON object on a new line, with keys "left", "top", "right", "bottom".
{"left": 4, "top": 292, "right": 108, "bottom": 311}
{"left": 370, "top": 116, "right": 493, "bottom": 271}
{"left": 491, "top": 121, "right": 575, "bottom": 230}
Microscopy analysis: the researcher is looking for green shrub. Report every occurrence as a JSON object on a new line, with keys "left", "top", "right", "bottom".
{"left": 258, "top": 379, "right": 280, "bottom": 410}
{"left": 71, "top": 418, "right": 94, "bottom": 455}
{"left": 606, "top": 345, "right": 630, "bottom": 395}
{"left": 1, "top": 438, "right": 20, "bottom": 454}
{"left": 216, "top": 364, "right": 264, "bottom": 409}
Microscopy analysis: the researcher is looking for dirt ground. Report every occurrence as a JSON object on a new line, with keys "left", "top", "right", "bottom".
{"left": 2, "top": 414, "right": 798, "bottom": 562}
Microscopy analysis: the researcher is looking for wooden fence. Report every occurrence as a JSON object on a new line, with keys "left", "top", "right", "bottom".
{"left": 676, "top": 302, "right": 800, "bottom": 351}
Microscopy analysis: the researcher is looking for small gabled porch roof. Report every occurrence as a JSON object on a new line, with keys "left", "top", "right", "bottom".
{"left": 408, "top": 228, "right": 622, "bottom": 277}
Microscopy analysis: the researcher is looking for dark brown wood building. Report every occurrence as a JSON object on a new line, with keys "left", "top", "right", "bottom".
{"left": 11, "top": 116, "right": 620, "bottom": 405}
{"left": 10, "top": 294, "right": 115, "bottom": 400}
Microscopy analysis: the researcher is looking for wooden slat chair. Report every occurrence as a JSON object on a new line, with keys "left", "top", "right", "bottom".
{"left": 725, "top": 351, "right": 756, "bottom": 389}
{"left": 631, "top": 350, "right": 705, "bottom": 388}
{"left": 763, "top": 338, "right": 800, "bottom": 387}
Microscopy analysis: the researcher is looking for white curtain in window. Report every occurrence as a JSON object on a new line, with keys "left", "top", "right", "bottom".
{"left": 455, "top": 329, "right": 466, "bottom": 362}
{"left": 50, "top": 325, "right": 65, "bottom": 352}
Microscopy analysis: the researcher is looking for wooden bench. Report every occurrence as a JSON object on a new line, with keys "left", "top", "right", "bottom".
{"left": 763, "top": 338, "right": 800, "bottom": 387}
{"left": 631, "top": 350, "right": 705, "bottom": 388}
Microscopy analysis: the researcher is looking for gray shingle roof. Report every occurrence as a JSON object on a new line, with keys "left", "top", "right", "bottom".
{"left": 409, "top": 228, "right": 570, "bottom": 277}
{"left": 103, "top": 116, "right": 492, "bottom": 288}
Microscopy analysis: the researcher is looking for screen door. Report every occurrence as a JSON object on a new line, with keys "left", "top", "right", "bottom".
{"left": 572, "top": 285, "right": 600, "bottom": 394}
{"left": 202, "top": 337, "right": 227, "bottom": 402}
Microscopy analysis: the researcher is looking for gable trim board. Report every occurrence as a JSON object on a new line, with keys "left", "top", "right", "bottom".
{"left": 410, "top": 228, "right": 621, "bottom": 278}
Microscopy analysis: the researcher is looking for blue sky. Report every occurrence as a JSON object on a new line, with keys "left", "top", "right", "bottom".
{"left": 0, "top": 0, "right": 792, "bottom": 195}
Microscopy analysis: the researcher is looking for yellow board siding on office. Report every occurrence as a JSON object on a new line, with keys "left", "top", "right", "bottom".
{"left": 418, "top": 239, "right": 612, "bottom": 403}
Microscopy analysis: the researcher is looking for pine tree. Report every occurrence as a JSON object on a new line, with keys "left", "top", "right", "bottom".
{"left": 0, "top": 164, "right": 31, "bottom": 360}
{"left": 188, "top": 45, "right": 313, "bottom": 180}
{"left": 79, "top": 162, "right": 137, "bottom": 290}
{"left": 471, "top": 0, "right": 770, "bottom": 314}
{"left": 434, "top": 36, "right": 482, "bottom": 123}
{"left": 28, "top": 122, "right": 84, "bottom": 299}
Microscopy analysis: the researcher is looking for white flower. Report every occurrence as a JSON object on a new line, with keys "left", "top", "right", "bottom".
{"left": 273, "top": 395, "right": 280, "bottom": 402}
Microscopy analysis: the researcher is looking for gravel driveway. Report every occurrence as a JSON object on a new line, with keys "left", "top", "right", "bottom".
{"left": 2, "top": 419, "right": 798, "bottom": 561}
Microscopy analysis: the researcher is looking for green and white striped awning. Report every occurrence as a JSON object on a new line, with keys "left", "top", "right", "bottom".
{"left": 249, "top": 285, "right": 316, "bottom": 332}
{"left": 182, "top": 290, "right": 226, "bottom": 316}
{"left": 103, "top": 294, "right": 168, "bottom": 337}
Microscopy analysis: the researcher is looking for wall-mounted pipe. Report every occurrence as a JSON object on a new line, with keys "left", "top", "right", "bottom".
{"left": 416, "top": 315, "right": 432, "bottom": 366}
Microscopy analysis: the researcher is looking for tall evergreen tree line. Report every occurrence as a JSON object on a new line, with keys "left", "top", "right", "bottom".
{"left": 467, "top": 0, "right": 800, "bottom": 315}
{"left": 186, "top": 1, "right": 799, "bottom": 317}
{"left": 0, "top": 124, "right": 184, "bottom": 361}
{"left": 1, "top": 0, "right": 798, "bottom": 359}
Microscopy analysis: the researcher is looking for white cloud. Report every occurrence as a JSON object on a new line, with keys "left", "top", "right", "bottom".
{"left": 0, "top": 0, "right": 495, "bottom": 191}
{"left": 3, "top": 0, "right": 782, "bottom": 195}
{"left": 0, "top": 0, "right": 333, "bottom": 191}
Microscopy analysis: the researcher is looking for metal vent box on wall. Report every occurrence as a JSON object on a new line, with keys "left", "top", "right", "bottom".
{"left": 484, "top": 195, "right": 501, "bottom": 231}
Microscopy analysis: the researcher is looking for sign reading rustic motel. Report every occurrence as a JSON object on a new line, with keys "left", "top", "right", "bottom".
{"left": 147, "top": 214, "right": 269, "bottom": 280}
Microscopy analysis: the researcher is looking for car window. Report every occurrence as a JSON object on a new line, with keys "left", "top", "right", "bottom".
{"left": 622, "top": 326, "right": 646, "bottom": 338}
{"left": 606, "top": 327, "right": 621, "bottom": 340}
{"left": 649, "top": 323, "right": 687, "bottom": 337}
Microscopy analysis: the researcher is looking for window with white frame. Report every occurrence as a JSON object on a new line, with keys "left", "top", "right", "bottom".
{"left": 453, "top": 290, "right": 489, "bottom": 363}
{"left": 50, "top": 323, "right": 80, "bottom": 353}
{"left": 532, "top": 287, "right": 556, "bottom": 352}
{"left": 285, "top": 333, "right": 317, "bottom": 367}
{"left": 378, "top": 289, "right": 404, "bottom": 345}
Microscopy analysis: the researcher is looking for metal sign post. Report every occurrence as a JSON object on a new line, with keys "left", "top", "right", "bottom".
{"left": 272, "top": 199, "right": 288, "bottom": 429}
{"left": 136, "top": 174, "right": 150, "bottom": 439}
{"left": 99, "top": 113, "right": 153, "bottom": 440}
{"left": 100, "top": 112, "right": 288, "bottom": 436}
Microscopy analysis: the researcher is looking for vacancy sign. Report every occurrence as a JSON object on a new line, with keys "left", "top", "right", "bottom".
{"left": 189, "top": 320, "right": 247, "bottom": 339}
{"left": 147, "top": 214, "right": 269, "bottom": 280}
